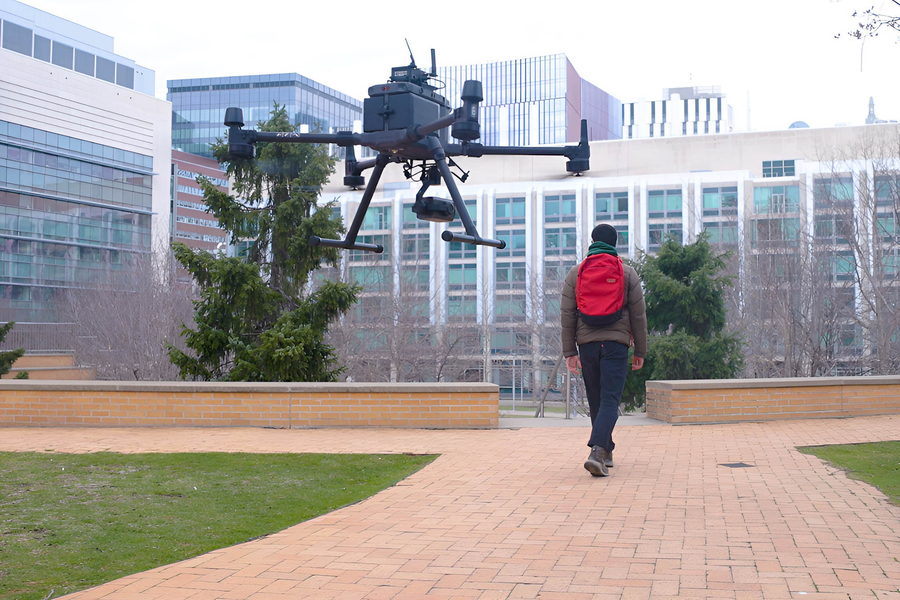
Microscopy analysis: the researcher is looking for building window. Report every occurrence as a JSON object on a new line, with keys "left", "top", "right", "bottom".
{"left": 51, "top": 41, "right": 73, "bottom": 69}
{"left": 33, "top": 34, "right": 50, "bottom": 62}
{"left": 762, "top": 159, "right": 796, "bottom": 177}
{"left": 400, "top": 266, "right": 429, "bottom": 292}
{"left": 545, "top": 227, "right": 577, "bottom": 255}
{"left": 449, "top": 263, "right": 477, "bottom": 290}
{"left": 349, "top": 235, "right": 390, "bottom": 262}
{"left": 595, "top": 191, "right": 628, "bottom": 221}
{"left": 648, "top": 189, "right": 682, "bottom": 218}
{"left": 401, "top": 232, "right": 429, "bottom": 261}
{"left": 448, "top": 295, "right": 476, "bottom": 321}
{"left": 361, "top": 205, "right": 391, "bottom": 230}
{"left": 493, "top": 297, "right": 526, "bottom": 323}
{"left": 1, "top": 20, "right": 32, "bottom": 56}
{"left": 754, "top": 185, "right": 800, "bottom": 214}
{"left": 703, "top": 221, "right": 738, "bottom": 244}
{"left": 74, "top": 49, "right": 95, "bottom": 77}
{"left": 496, "top": 229, "right": 526, "bottom": 257}
{"left": 702, "top": 186, "right": 738, "bottom": 216}
{"left": 813, "top": 177, "right": 853, "bottom": 208}
{"left": 496, "top": 262, "right": 526, "bottom": 290}
{"left": 751, "top": 218, "right": 800, "bottom": 248}
{"left": 496, "top": 196, "right": 525, "bottom": 225}
{"left": 614, "top": 225, "right": 629, "bottom": 252}
{"left": 648, "top": 223, "right": 682, "bottom": 251}
{"left": 544, "top": 194, "right": 576, "bottom": 223}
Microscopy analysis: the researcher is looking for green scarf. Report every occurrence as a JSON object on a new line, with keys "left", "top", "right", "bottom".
{"left": 587, "top": 240, "right": 618, "bottom": 257}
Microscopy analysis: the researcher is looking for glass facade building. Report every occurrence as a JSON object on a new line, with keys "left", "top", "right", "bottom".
{"left": 0, "top": 120, "right": 154, "bottom": 322}
{"left": 438, "top": 54, "right": 622, "bottom": 145}
{"left": 0, "top": 0, "right": 170, "bottom": 338}
{"left": 167, "top": 74, "right": 364, "bottom": 158}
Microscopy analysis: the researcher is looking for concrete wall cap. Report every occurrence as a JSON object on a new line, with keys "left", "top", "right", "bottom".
{"left": 645, "top": 376, "right": 900, "bottom": 391}
{"left": 0, "top": 381, "right": 500, "bottom": 394}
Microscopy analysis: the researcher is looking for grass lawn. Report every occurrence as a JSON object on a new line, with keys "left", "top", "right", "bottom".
{"left": 799, "top": 440, "right": 900, "bottom": 506}
{"left": 0, "top": 451, "right": 436, "bottom": 600}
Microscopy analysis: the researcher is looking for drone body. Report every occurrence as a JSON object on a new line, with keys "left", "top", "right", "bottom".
{"left": 224, "top": 49, "right": 591, "bottom": 253}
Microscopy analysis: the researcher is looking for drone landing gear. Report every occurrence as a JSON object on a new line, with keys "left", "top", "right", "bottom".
{"left": 310, "top": 154, "right": 390, "bottom": 253}
{"left": 311, "top": 139, "right": 506, "bottom": 253}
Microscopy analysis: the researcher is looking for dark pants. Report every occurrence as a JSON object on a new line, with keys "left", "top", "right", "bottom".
{"left": 579, "top": 340, "right": 629, "bottom": 451}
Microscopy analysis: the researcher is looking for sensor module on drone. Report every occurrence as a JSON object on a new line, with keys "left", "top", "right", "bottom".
{"left": 224, "top": 46, "right": 591, "bottom": 253}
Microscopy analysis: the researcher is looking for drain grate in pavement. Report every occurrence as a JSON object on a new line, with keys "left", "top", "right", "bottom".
{"left": 719, "top": 462, "right": 755, "bottom": 468}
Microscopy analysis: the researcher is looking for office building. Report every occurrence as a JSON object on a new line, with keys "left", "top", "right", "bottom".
{"left": 167, "top": 73, "right": 363, "bottom": 158}
{"left": 318, "top": 122, "right": 900, "bottom": 385}
{"left": 438, "top": 54, "right": 622, "bottom": 145}
{"left": 0, "top": 0, "right": 171, "bottom": 335}
{"left": 623, "top": 86, "right": 734, "bottom": 139}
{"left": 171, "top": 150, "right": 229, "bottom": 253}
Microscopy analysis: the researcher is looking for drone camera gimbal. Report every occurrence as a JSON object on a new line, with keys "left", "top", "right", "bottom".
{"left": 224, "top": 49, "right": 591, "bottom": 254}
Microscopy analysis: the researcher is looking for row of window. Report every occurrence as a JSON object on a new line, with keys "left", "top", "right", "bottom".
{"left": 1, "top": 19, "right": 136, "bottom": 90}
{"left": 0, "top": 120, "right": 153, "bottom": 171}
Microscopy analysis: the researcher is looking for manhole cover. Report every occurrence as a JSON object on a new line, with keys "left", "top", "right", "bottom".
{"left": 719, "top": 462, "right": 755, "bottom": 468}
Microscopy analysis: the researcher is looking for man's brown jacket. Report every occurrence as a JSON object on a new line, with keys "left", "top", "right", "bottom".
{"left": 560, "top": 261, "right": 648, "bottom": 358}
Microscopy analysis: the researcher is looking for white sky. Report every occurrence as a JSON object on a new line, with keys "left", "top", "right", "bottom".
{"left": 20, "top": 0, "right": 900, "bottom": 132}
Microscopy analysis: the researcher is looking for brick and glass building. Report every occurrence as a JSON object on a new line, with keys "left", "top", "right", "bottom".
{"left": 170, "top": 150, "right": 229, "bottom": 253}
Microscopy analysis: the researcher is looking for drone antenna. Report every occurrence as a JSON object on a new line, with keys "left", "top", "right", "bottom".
{"left": 430, "top": 49, "right": 437, "bottom": 77}
{"left": 405, "top": 38, "right": 416, "bottom": 68}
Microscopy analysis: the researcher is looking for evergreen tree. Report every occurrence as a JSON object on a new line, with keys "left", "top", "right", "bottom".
{"left": 168, "top": 105, "right": 360, "bottom": 382}
{"left": 623, "top": 233, "right": 744, "bottom": 404}
{"left": 0, "top": 321, "right": 26, "bottom": 377}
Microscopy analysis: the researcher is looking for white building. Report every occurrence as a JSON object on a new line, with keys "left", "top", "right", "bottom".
{"left": 318, "top": 123, "right": 900, "bottom": 384}
{"left": 0, "top": 0, "right": 171, "bottom": 333}
{"left": 622, "top": 86, "right": 734, "bottom": 140}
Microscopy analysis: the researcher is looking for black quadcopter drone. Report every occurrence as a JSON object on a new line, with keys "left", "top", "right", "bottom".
{"left": 224, "top": 48, "right": 591, "bottom": 253}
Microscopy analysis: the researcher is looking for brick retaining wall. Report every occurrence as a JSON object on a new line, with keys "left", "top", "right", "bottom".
{"left": 0, "top": 381, "right": 499, "bottom": 428}
{"left": 646, "top": 376, "right": 900, "bottom": 424}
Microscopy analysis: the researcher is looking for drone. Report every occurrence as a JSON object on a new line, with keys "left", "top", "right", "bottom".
{"left": 224, "top": 47, "right": 591, "bottom": 253}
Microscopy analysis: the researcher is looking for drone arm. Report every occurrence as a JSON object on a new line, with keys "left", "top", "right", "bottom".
{"left": 447, "top": 119, "right": 591, "bottom": 173}
{"left": 310, "top": 153, "right": 391, "bottom": 253}
{"left": 252, "top": 130, "right": 360, "bottom": 146}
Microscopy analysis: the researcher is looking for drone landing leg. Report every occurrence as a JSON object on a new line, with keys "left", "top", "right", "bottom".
{"left": 310, "top": 154, "right": 390, "bottom": 253}
{"left": 428, "top": 141, "right": 505, "bottom": 250}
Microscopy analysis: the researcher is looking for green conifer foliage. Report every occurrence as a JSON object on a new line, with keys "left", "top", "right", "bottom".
{"left": 623, "top": 233, "right": 744, "bottom": 405}
{"left": 0, "top": 321, "right": 25, "bottom": 377}
{"left": 168, "top": 105, "right": 360, "bottom": 381}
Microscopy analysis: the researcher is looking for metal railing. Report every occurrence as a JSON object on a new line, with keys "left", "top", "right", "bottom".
{"left": 0, "top": 322, "right": 76, "bottom": 354}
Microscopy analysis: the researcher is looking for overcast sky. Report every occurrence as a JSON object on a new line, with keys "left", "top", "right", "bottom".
{"left": 21, "top": 0, "right": 900, "bottom": 132}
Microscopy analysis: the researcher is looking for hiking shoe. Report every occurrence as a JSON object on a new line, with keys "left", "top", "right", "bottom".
{"left": 605, "top": 451, "right": 614, "bottom": 468}
{"left": 584, "top": 445, "right": 609, "bottom": 477}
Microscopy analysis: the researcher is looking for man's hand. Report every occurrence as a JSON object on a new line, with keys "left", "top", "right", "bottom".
{"left": 565, "top": 355, "right": 581, "bottom": 375}
{"left": 632, "top": 356, "right": 644, "bottom": 371}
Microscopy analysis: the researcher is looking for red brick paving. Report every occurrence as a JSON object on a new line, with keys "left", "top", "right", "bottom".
{"left": 2, "top": 416, "right": 899, "bottom": 599}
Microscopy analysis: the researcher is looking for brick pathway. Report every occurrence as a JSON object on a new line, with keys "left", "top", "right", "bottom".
{"left": 2, "top": 416, "right": 900, "bottom": 599}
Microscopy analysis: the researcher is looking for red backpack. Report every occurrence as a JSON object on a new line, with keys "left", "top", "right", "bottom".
{"left": 576, "top": 254, "right": 626, "bottom": 327}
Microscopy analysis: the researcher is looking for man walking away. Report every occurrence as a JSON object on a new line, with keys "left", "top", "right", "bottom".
{"left": 560, "top": 224, "right": 648, "bottom": 477}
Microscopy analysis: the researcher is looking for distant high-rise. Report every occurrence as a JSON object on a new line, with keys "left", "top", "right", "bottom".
{"left": 167, "top": 74, "right": 363, "bottom": 158}
{"left": 866, "top": 97, "right": 897, "bottom": 125}
{"left": 438, "top": 54, "right": 622, "bottom": 145}
{"left": 623, "top": 86, "right": 734, "bottom": 139}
